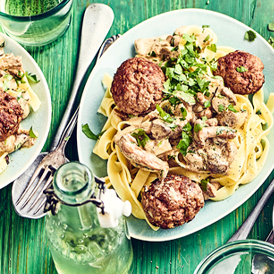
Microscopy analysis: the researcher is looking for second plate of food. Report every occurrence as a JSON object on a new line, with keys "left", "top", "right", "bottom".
{"left": 0, "top": 33, "right": 51, "bottom": 189}
{"left": 77, "top": 9, "right": 274, "bottom": 241}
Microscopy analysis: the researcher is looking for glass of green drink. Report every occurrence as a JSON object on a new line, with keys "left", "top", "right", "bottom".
{"left": 0, "top": 0, "right": 73, "bottom": 47}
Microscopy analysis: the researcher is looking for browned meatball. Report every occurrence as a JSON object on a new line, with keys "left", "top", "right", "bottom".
{"left": 0, "top": 91, "right": 23, "bottom": 142}
{"left": 213, "top": 50, "right": 264, "bottom": 95}
{"left": 111, "top": 57, "right": 165, "bottom": 115}
{"left": 141, "top": 174, "right": 204, "bottom": 229}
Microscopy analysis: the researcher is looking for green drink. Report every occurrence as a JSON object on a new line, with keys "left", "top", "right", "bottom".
{"left": 45, "top": 162, "right": 134, "bottom": 274}
{"left": 0, "top": 0, "right": 73, "bottom": 46}
{"left": 2, "top": 0, "right": 62, "bottom": 16}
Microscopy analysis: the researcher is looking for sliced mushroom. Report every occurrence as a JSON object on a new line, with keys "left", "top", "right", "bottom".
{"left": 116, "top": 134, "right": 169, "bottom": 179}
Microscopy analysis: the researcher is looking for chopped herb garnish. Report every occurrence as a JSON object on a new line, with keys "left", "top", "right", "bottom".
{"left": 217, "top": 94, "right": 225, "bottom": 99}
{"left": 194, "top": 123, "right": 204, "bottom": 133}
{"left": 82, "top": 124, "right": 105, "bottom": 140}
{"left": 262, "top": 123, "right": 268, "bottom": 131}
{"left": 201, "top": 179, "right": 209, "bottom": 191}
{"left": 149, "top": 51, "right": 156, "bottom": 57}
{"left": 183, "top": 122, "right": 192, "bottom": 132}
{"left": 207, "top": 44, "right": 217, "bottom": 52}
{"left": 156, "top": 104, "right": 175, "bottom": 123}
{"left": 157, "top": 140, "right": 163, "bottom": 147}
{"left": 218, "top": 104, "right": 225, "bottom": 112}
{"left": 204, "top": 100, "right": 211, "bottom": 108}
{"left": 202, "top": 25, "right": 210, "bottom": 29}
{"left": 171, "top": 46, "right": 179, "bottom": 52}
{"left": 256, "top": 110, "right": 262, "bottom": 115}
{"left": 227, "top": 104, "right": 238, "bottom": 113}
{"left": 64, "top": 136, "right": 70, "bottom": 141}
{"left": 268, "top": 37, "right": 274, "bottom": 48}
{"left": 131, "top": 129, "right": 150, "bottom": 148}
{"left": 25, "top": 72, "right": 40, "bottom": 83}
{"left": 177, "top": 131, "right": 192, "bottom": 156}
{"left": 180, "top": 107, "right": 187, "bottom": 120}
{"left": 29, "top": 127, "right": 38, "bottom": 138}
{"left": 216, "top": 128, "right": 224, "bottom": 135}
{"left": 236, "top": 66, "right": 248, "bottom": 73}
{"left": 244, "top": 30, "right": 256, "bottom": 42}
{"left": 202, "top": 116, "right": 208, "bottom": 121}
{"left": 203, "top": 35, "right": 210, "bottom": 43}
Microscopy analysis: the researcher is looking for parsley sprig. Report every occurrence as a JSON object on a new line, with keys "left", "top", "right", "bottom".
{"left": 176, "top": 122, "right": 193, "bottom": 156}
{"left": 131, "top": 129, "right": 150, "bottom": 148}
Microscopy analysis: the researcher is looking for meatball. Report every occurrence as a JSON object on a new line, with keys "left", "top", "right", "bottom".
{"left": 0, "top": 91, "right": 23, "bottom": 142}
{"left": 213, "top": 50, "right": 264, "bottom": 95}
{"left": 111, "top": 57, "right": 165, "bottom": 115}
{"left": 141, "top": 174, "right": 204, "bottom": 229}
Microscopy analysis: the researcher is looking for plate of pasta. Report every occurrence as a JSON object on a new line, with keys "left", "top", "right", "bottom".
{"left": 0, "top": 33, "right": 51, "bottom": 189}
{"left": 77, "top": 9, "right": 274, "bottom": 241}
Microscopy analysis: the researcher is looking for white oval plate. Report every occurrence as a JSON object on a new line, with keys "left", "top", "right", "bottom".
{"left": 0, "top": 33, "right": 51, "bottom": 189}
{"left": 77, "top": 9, "right": 274, "bottom": 241}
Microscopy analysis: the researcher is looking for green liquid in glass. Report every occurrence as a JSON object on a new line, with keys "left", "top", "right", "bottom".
{"left": 3, "top": 0, "right": 62, "bottom": 16}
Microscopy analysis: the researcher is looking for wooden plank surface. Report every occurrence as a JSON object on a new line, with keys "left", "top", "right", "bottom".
{"left": 1, "top": 0, "right": 274, "bottom": 273}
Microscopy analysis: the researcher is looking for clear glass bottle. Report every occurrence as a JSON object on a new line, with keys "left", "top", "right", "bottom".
{"left": 45, "top": 162, "right": 134, "bottom": 274}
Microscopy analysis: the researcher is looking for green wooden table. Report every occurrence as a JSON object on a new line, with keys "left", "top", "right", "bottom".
{"left": 1, "top": 0, "right": 274, "bottom": 273}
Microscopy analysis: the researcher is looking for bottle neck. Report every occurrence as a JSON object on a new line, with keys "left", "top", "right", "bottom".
{"left": 52, "top": 162, "right": 99, "bottom": 230}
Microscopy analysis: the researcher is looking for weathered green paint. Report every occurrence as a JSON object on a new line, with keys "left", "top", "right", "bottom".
{"left": 0, "top": 0, "right": 274, "bottom": 273}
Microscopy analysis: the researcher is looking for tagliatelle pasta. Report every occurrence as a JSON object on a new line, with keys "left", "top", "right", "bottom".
{"left": 92, "top": 26, "right": 274, "bottom": 229}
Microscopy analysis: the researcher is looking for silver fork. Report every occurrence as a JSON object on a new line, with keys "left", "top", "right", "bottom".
{"left": 12, "top": 34, "right": 121, "bottom": 218}
{"left": 15, "top": 107, "right": 79, "bottom": 214}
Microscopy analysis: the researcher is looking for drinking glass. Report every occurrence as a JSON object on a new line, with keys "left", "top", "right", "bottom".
{"left": 0, "top": 0, "right": 73, "bottom": 47}
{"left": 194, "top": 239, "right": 274, "bottom": 274}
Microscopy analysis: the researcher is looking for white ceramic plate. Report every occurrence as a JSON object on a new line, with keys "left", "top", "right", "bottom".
{"left": 77, "top": 9, "right": 274, "bottom": 241}
{"left": 0, "top": 33, "right": 51, "bottom": 189}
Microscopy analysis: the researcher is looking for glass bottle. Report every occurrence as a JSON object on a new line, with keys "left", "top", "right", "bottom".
{"left": 45, "top": 162, "right": 134, "bottom": 274}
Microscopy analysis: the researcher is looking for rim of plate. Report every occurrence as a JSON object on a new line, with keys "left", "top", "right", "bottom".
{"left": 0, "top": 33, "right": 51, "bottom": 189}
{"left": 77, "top": 8, "right": 274, "bottom": 241}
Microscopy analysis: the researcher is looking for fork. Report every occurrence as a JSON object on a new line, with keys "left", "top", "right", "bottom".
{"left": 12, "top": 34, "right": 121, "bottom": 218}
{"left": 15, "top": 107, "right": 79, "bottom": 214}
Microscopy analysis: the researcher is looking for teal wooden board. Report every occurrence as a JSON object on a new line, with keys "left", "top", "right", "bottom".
{"left": 1, "top": 0, "right": 274, "bottom": 273}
